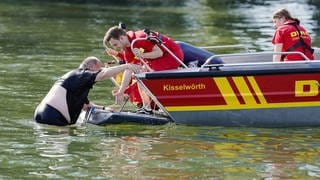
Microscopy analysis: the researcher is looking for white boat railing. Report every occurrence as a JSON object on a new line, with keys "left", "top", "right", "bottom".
{"left": 199, "top": 44, "right": 251, "bottom": 52}
{"left": 201, "top": 51, "right": 311, "bottom": 69}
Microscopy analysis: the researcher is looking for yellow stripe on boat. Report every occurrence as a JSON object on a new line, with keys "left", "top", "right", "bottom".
{"left": 214, "top": 76, "right": 267, "bottom": 107}
{"left": 232, "top": 76, "right": 257, "bottom": 105}
{"left": 247, "top": 76, "right": 267, "bottom": 104}
{"left": 213, "top": 77, "right": 240, "bottom": 105}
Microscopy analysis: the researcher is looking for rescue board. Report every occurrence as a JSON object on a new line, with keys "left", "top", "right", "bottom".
{"left": 81, "top": 109, "right": 171, "bottom": 125}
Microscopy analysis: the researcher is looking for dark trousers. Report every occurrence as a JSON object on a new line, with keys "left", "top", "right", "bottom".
{"left": 176, "top": 41, "right": 223, "bottom": 67}
{"left": 34, "top": 104, "right": 69, "bottom": 126}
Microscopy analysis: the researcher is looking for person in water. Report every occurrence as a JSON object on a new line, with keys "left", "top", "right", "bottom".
{"left": 272, "top": 8, "right": 314, "bottom": 62}
{"left": 34, "top": 56, "right": 139, "bottom": 126}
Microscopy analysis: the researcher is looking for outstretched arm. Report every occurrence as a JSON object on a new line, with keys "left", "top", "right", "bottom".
{"left": 95, "top": 64, "right": 140, "bottom": 81}
{"left": 112, "top": 68, "right": 134, "bottom": 104}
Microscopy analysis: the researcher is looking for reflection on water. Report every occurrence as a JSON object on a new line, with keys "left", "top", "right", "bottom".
{"left": 33, "top": 124, "right": 71, "bottom": 158}
{"left": 0, "top": 0, "right": 320, "bottom": 179}
{"left": 97, "top": 136, "right": 153, "bottom": 179}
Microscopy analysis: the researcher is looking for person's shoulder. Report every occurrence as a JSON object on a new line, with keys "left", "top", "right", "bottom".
{"left": 79, "top": 69, "right": 100, "bottom": 77}
{"left": 276, "top": 24, "right": 293, "bottom": 33}
{"left": 297, "top": 24, "right": 307, "bottom": 31}
{"left": 127, "top": 30, "right": 146, "bottom": 40}
{"left": 278, "top": 24, "right": 290, "bottom": 29}
{"left": 125, "top": 30, "right": 133, "bottom": 40}
{"left": 133, "top": 30, "right": 147, "bottom": 38}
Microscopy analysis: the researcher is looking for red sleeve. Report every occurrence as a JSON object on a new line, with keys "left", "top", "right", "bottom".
{"left": 123, "top": 48, "right": 137, "bottom": 64}
{"left": 116, "top": 53, "right": 124, "bottom": 60}
{"left": 272, "top": 29, "right": 284, "bottom": 44}
{"left": 133, "top": 40, "right": 155, "bottom": 52}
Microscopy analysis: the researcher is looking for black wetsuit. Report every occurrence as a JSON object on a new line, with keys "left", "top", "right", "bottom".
{"left": 34, "top": 69, "right": 99, "bottom": 126}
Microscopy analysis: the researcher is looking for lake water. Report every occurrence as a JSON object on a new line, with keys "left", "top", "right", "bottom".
{"left": 1, "top": 0, "right": 320, "bottom": 179}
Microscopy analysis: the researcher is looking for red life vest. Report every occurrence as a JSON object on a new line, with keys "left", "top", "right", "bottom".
{"left": 124, "top": 30, "right": 184, "bottom": 71}
{"left": 272, "top": 20, "right": 314, "bottom": 61}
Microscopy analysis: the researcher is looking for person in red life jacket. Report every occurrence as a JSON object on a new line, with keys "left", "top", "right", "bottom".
{"left": 272, "top": 8, "right": 314, "bottom": 62}
{"left": 103, "top": 25, "right": 184, "bottom": 114}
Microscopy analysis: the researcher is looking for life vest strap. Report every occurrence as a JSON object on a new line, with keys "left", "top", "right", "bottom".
{"left": 281, "top": 22, "right": 314, "bottom": 60}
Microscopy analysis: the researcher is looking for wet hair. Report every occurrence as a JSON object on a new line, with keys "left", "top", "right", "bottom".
{"left": 272, "top": 8, "right": 300, "bottom": 25}
{"left": 79, "top": 56, "right": 100, "bottom": 70}
{"left": 103, "top": 25, "right": 127, "bottom": 47}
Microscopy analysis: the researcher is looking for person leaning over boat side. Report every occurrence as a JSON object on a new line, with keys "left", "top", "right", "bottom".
{"left": 34, "top": 56, "right": 140, "bottom": 126}
{"left": 103, "top": 25, "right": 184, "bottom": 114}
{"left": 272, "top": 8, "right": 314, "bottom": 62}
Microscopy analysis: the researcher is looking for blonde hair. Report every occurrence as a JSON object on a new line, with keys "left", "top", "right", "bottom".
{"left": 272, "top": 8, "right": 300, "bottom": 24}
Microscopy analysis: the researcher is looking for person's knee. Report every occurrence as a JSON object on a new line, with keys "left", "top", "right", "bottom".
{"left": 202, "top": 56, "right": 224, "bottom": 66}
{"left": 175, "top": 41, "right": 191, "bottom": 51}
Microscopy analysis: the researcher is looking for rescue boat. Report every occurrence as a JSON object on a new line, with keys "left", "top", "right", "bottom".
{"left": 135, "top": 51, "right": 320, "bottom": 127}
{"left": 81, "top": 29, "right": 320, "bottom": 127}
{"left": 80, "top": 49, "right": 320, "bottom": 127}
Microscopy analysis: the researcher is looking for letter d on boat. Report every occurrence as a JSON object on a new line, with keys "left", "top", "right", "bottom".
{"left": 295, "top": 80, "right": 319, "bottom": 97}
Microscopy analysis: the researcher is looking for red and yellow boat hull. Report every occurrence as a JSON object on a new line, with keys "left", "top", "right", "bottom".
{"left": 137, "top": 63, "right": 320, "bottom": 127}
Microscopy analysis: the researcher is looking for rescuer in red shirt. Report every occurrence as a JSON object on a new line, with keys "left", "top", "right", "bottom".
{"left": 272, "top": 8, "right": 314, "bottom": 62}
{"left": 103, "top": 25, "right": 184, "bottom": 114}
